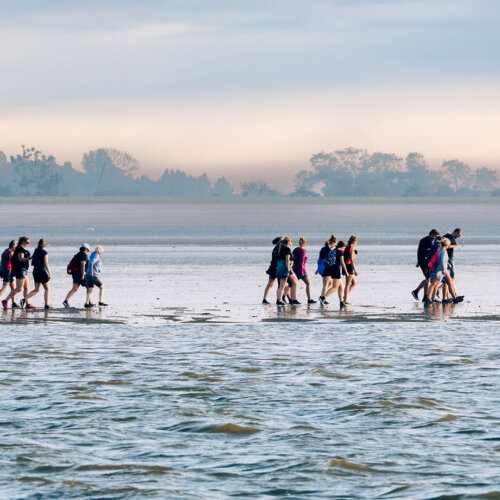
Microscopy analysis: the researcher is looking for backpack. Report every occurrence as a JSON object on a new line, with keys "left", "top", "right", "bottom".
{"left": 317, "top": 257, "right": 326, "bottom": 275}
{"left": 0, "top": 249, "right": 6, "bottom": 274}
{"left": 324, "top": 248, "right": 336, "bottom": 267}
{"left": 67, "top": 253, "right": 81, "bottom": 275}
{"left": 427, "top": 250, "right": 440, "bottom": 271}
{"left": 425, "top": 242, "right": 439, "bottom": 263}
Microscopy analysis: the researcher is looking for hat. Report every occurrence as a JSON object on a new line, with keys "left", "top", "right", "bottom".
{"left": 80, "top": 243, "right": 90, "bottom": 251}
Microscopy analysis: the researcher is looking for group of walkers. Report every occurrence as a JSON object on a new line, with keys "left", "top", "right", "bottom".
{"left": 262, "top": 235, "right": 358, "bottom": 308}
{"left": 412, "top": 228, "right": 464, "bottom": 304}
{"left": 0, "top": 238, "right": 107, "bottom": 310}
{"left": 262, "top": 228, "right": 465, "bottom": 309}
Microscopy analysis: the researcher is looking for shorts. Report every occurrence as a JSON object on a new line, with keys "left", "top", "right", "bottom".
{"left": 322, "top": 266, "right": 341, "bottom": 280}
{"left": 72, "top": 274, "right": 86, "bottom": 286}
{"left": 14, "top": 268, "right": 28, "bottom": 280}
{"left": 86, "top": 275, "right": 103, "bottom": 288}
{"left": 266, "top": 264, "right": 277, "bottom": 280}
{"left": 33, "top": 269, "right": 50, "bottom": 284}
{"left": 345, "top": 263, "right": 355, "bottom": 275}
{"left": 1, "top": 270, "right": 14, "bottom": 283}
{"left": 296, "top": 273, "right": 308, "bottom": 280}
{"left": 431, "top": 271, "right": 444, "bottom": 283}
{"left": 448, "top": 259, "right": 455, "bottom": 279}
{"left": 275, "top": 260, "right": 291, "bottom": 280}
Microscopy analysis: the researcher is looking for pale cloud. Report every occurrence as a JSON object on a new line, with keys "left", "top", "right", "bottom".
{"left": 0, "top": 0, "right": 499, "bottom": 187}
{"left": 1, "top": 83, "right": 499, "bottom": 189}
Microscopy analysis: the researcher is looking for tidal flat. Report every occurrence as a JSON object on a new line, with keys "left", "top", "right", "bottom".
{"left": 0, "top": 201, "right": 499, "bottom": 498}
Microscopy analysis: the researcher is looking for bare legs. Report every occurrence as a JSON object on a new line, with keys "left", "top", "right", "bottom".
{"left": 302, "top": 276, "right": 312, "bottom": 301}
{"left": 26, "top": 282, "right": 50, "bottom": 307}
{"left": 4, "top": 278, "right": 29, "bottom": 305}
{"left": 321, "top": 276, "right": 332, "bottom": 299}
{"left": 324, "top": 279, "right": 344, "bottom": 304}
{"left": 86, "top": 283, "right": 105, "bottom": 306}
{"left": 428, "top": 276, "right": 457, "bottom": 302}
{"left": 277, "top": 275, "right": 298, "bottom": 303}
{"left": 65, "top": 283, "right": 81, "bottom": 303}
{"left": 0, "top": 281, "right": 15, "bottom": 303}
{"left": 413, "top": 278, "right": 429, "bottom": 299}
{"left": 344, "top": 275, "right": 357, "bottom": 303}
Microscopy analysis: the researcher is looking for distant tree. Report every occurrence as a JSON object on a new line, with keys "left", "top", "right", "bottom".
{"left": 102, "top": 148, "right": 140, "bottom": 178}
{"left": 81, "top": 148, "right": 144, "bottom": 195}
{"left": 357, "top": 152, "right": 404, "bottom": 195}
{"left": 441, "top": 159, "right": 472, "bottom": 193}
{"left": 11, "top": 145, "right": 63, "bottom": 195}
{"left": 241, "top": 181, "right": 279, "bottom": 196}
{"left": 0, "top": 151, "right": 6, "bottom": 165}
{"left": 291, "top": 169, "right": 318, "bottom": 196}
{"left": 212, "top": 177, "right": 234, "bottom": 196}
{"left": 404, "top": 152, "right": 440, "bottom": 196}
{"left": 157, "top": 169, "right": 215, "bottom": 196}
{"left": 473, "top": 167, "right": 498, "bottom": 192}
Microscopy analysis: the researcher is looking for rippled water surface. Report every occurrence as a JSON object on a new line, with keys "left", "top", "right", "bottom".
{"left": 1, "top": 202, "right": 499, "bottom": 498}
{"left": 2, "top": 323, "right": 500, "bottom": 499}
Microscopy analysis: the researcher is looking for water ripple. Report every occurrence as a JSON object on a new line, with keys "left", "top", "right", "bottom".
{"left": 1, "top": 321, "right": 500, "bottom": 498}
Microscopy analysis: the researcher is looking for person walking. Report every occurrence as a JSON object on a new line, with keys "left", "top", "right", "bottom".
{"left": 427, "top": 238, "right": 463, "bottom": 304}
{"left": 2, "top": 236, "right": 33, "bottom": 309}
{"left": 275, "top": 237, "right": 299, "bottom": 305}
{"left": 85, "top": 246, "right": 107, "bottom": 308}
{"left": 323, "top": 241, "right": 349, "bottom": 308}
{"left": 317, "top": 235, "right": 337, "bottom": 305}
{"left": 292, "top": 237, "right": 316, "bottom": 304}
{"left": 25, "top": 239, "right": 51, "bottom": 309}
{"left": 262, "top": 237, "right": 282, "bottom": 304}
{"left": 0, "top": 240, "right": 19, "bottom": 307}
{"left": 63, "top": 243, "right": 90, "bottom": 307}
{"left": 411, "top": 228, "right": 440, "bottom": 302}
{"left": 442, "top": 228, "right": 462, "bottom": 300}
{"left": 343, "top": 236, "right": 358, "bottom": 304}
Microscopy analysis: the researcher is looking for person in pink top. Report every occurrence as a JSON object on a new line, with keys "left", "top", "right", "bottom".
{"left": 292, "top": 237, "right": 316, "bottom": 304}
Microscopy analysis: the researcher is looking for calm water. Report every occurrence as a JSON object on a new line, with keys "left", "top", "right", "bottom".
{"left": 0, "top": 202, "right": 499, "bottom": 498}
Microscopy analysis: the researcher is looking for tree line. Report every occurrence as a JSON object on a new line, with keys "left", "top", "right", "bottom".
{"left": 0, "top": 146, "right": 498, "bottom": 197}
{"left": 292, "top": 148, "right": 499, "bottom": 197}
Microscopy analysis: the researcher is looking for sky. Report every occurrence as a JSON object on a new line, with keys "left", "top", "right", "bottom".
{"left": 0, "top": 0, "right": 499, "bottom": 187}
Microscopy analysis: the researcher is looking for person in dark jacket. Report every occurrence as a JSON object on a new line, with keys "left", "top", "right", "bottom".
{"left": 411, "top": 228, "right": 440, "bottom": 302}
{"left": 25, "top": 239, "right": 52, "bottom": 309}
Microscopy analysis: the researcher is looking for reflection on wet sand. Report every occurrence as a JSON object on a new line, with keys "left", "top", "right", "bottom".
{"left": 0, "top": 241, "right": 498, "bottom": 325}
{"left": 1, "top": 307, "right": 124, "bottom": 325}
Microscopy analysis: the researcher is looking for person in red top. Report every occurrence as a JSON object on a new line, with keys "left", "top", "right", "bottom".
{"left": 343, "top": 235, "right": 358, "bottom": 304}
{"left": 292, "top": 237, "right": 316, "bottom": 304}
{"left": 0, "top": 240, "right": 19, "bottom": 307}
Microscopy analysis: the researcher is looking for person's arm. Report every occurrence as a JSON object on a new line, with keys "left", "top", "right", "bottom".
{"left": 44, "top": 254, "right": 51, "bottom": 279}
{"left": 341, "top": 254, "right": 348, "bottom": 275}
{"left": 285, "top": 254, "right": 291, "bottom": 271}
{"left": 80, "top": 260, "right": 86, "bottom": 280}
{"left": 18, "top": 251, "right": 30, "bottom": 263}
{"left": 352, "top": 250, "right": 358, "bottom": 276}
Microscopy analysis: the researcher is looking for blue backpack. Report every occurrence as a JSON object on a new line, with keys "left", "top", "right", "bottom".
{"left": 317, "top": 257, "right": 325, "bottom": 275}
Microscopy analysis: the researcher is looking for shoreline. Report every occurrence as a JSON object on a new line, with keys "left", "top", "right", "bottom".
{"left": 0, "top": 195, "right": 498, "bottom": 205}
